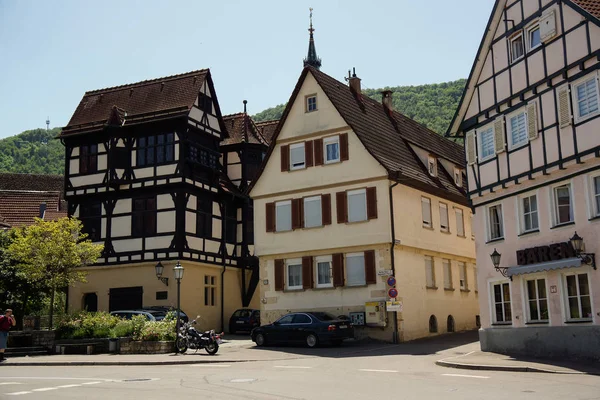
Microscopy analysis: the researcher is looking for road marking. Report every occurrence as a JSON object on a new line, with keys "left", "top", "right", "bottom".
{"left": 6, "top": 391, "right": 32, "bottom": 396}
{"left": 0, "top": 383, "right": 22, "bottom": 385}
{"left": 56, "top": 384, "right": 82, "bottom": 389}
{"left": 442, "top": 373, "right": 490, "bottom": 379}
{"left": 32, "top": 387, "right": 60, "bottom": 392}
{"left": 274, "top": 366, "right": 312, "bottom": 369}
{"left": 3, "top": 377, "right": 115, "bottom": 381}
{"left": 81, "top": 381, "right": 102, "bottom": 385}
{"left": 358, "top": 369, "right": 398, "bottom": 373}
{"left": 190, "top": 364, "right": 231, "bottom": 368}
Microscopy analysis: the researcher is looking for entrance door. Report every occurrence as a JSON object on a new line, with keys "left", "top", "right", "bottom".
{"left": 109, "top": 287, "right": 143, "bottom": 311}
{"left": 83, "top": 293, "right": 98, "bottom": 312}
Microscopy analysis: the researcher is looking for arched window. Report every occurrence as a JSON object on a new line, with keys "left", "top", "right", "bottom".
{"left": 429, "top": 315, "right": 438, "bottom": 333}
{"left": 447, "top": 315, "right": 455, "bottom": 333}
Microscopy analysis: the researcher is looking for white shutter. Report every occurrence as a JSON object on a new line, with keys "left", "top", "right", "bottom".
{"left": 527, "top": 102, "right": 538, "bottom": 140}
{"left": 540, "top": 10, "right": 557, "bottom": 42}
{"left": 494, "top": 117, "right": 506, "bottom": 154}
{"left": 558, "top": 86, "right": 572, "bottom": 128}
{"left": 466, "top": 131, "right": 476, "bottom": 165}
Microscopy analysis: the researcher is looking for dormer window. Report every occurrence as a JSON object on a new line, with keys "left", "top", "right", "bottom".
{"left": 428, "top": 156, "right": 437, "bottom": 177}
{"left": 306, "top": 95, "right": 317, "bottom": 113}
{"left": 454, "top": 168, "right": 462, "bottom": 187}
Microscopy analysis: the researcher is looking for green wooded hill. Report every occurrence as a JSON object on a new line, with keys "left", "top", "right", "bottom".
{"left": 0, "top": 128, "right": 64, "bottom": 174}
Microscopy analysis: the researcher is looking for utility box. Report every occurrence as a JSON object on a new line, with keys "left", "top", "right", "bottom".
{"left": 365, "top": 301, "right": 386, "bottom": 327}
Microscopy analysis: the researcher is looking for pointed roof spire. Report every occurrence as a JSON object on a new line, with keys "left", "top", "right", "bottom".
{"left": 303, "top": 7, "right": 322, "bottom": 70}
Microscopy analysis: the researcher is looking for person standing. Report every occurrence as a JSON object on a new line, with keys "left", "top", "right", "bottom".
{"left": 0, "top": 309, "right": 16, "bottom": 361}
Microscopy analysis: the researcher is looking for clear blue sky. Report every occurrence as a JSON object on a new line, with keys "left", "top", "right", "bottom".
{"left": 0, "top": 0, "right": 495, "bottom": 139}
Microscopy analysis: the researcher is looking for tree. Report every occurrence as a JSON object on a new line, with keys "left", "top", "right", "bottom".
{"left": 8, "top": 217, "right": 103, "bottom": 329}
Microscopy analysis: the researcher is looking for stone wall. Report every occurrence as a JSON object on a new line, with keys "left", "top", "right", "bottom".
{"left": 479, "top": 326, "right": 600, "bottom": 361}
{"left": 118, "top": 338, "right": 174, "bottom": 354}
{"left": 32, "top": 331, "right": 55, "bottom": 350}
{"left": 7, "top": 330, "right": 55, "bottom": 350}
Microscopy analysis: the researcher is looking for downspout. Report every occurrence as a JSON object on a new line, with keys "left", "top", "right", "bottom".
{"left": 220, "top": 202, "right": 227, "bottom": 333}
{"left": 389, "top": 180, "right": 400, "bottom": 344}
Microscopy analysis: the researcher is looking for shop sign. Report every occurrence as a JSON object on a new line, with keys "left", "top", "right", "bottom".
{"left": 516, "top": 242, "right": 576, "bottom": 266}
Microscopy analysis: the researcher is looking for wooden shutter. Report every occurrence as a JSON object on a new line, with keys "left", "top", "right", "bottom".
{"left": 291, "top": 198, "right": 303, "bottom": 230}
{"left": 265, "top": 202, "right": 275, "bottom": 232}
{"left": 465, "top": 131, "right": 476, "bottom": 165}
{"left": 540, "top": 9, "right": 557, "bottom": 42}
{"left": 364, "top": 250, "right": 376, "bottom": 285}
{"left": 340, "top": 133, "right": 349, "bottom": 161}
{"left": 527, "top": 102, "right": 538, "bottom": 140}
{"left": 336, "top": 191, "right": 348, "bottom": 223}
{"left": 321, "top": 194, "right": 332, "bottom": 225}
{"left": 494, "top": 117, "right": 506, "bottom": 154}
{"left": 366, "top": 187, "right": 378, "bottom": 220}
{"left": 280, "top": 145, "right": 290, "bottom": 172}
{"left": 302, "top": 256, "right": 314, "bottom": 289}
{"left": 314, "top": 138, "right": 324, "bottom": 166}
{"left": 332, "top": 253, "right": 344, "bottom": 287}
{"left": 558, "top": 86, "right": 572, "bottom": 128}
{"left": 305, "top": 141, "right": 314, "bottom": 168}
{"left": 275, "top": 259, "right": 285, "bottom": 291}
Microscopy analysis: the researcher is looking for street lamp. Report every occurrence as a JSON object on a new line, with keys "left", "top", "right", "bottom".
{"left": 570, "top": 232, "right": 597, "bottom": 270}
{"left": 490, "top": 248, "right": 510, "bottom": 279}
{"left": 154, "top": 262, "right": 169, "bottom": 286}
{"left": 174, "top": 261, "right": 184, "bottom": 353}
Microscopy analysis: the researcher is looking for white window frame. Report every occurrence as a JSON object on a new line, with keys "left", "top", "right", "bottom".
{"left": 275, "top": 200, "right": 292, "bottom": 232}
{"left": 454, "top": 168, "right": 462, "bottom": 187}
{"left": 425, "top": 255, "right": 436, "bottom": 288}
{"left": 443, "top": 259, "right": 453, "bottom": 290}
{"left": 303, "top": 196, "right": 322, "bottom": 228}
{"left": 455, "top": 207, "right": 465, "bottom": 237}
{"left": 323, "top": 136, "right": 340, "bottom": 164}
{"left": 588, "top": 172, "right": 600, "bottom": 218}
{"left": 439, "top": 203, "right": 449, "bottom": 232}
{"left": 306, "top": 95, "right": 318, "bottom": 113}
{"left": 510, "top": 31, "right": 525, "bottom": 64}
{"left": 523, "top": 275, "right": 549, "bottom": 323}
{"left": 507, "top": 108, "right": 529, "bottom": 150}
{"left": 421, "top": 197, "right": 432, "bottom": 228}
{"left": 490, "top": 280, "right": 512, "bottom": 324}
{"left": 346, "top": 252, "right": 366, "bottom": 287}
{"left": 572, "top": 73, "right": 600, "bottom": 123}
{"left": 486, "top": 203, "right": 504, "bottom": 242}
{"left": 286, "top": 258, "right": 303, "bottom": 291}
{"left": 289, "top": 142, "right": 306, "bottom": 170}
{"left": 459, "top": 262, "right": 468, "bottom": 290}
{"left": 428, "top": 156, "right": 437, "bottom": 177}
{"left": 477, "top": 124, "right": 495, "bottom": 162}
{"left": 518, "top": 191, "right": 539, "bottom": 234}
{"left": 314, "top": 255, "right": 333, "bottom": 288}
{"left": 526, "top": 23, "right": 541, "bottom": 52}
{"left": 561, "top": 272, "right": 593, "bottom": 322}
{"left": 347, "top": 188, "right": 367, "bottom": 223}
{"left": 549, "top": 182, "right": 574, "bottom": 227}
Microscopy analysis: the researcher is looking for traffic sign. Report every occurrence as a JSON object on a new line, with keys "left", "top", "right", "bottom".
{"left": 377, "top": 269, "right": 393, "bottom": 276}
{"left": 388, "top": 288, "right": 398, "bottom": 298}
{"left": 387, "top": 276, "right": 396, "bottom": 287}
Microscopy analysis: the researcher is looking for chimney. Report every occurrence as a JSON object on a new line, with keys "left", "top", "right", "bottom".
{"left": 39, "top": 202, "right": 47, "bottom": 219}
{"left": 348, "top": 67, "right": 361, "bottom": 93}
{"left": 381, "top": 90, "right": 394, "bottom": 113}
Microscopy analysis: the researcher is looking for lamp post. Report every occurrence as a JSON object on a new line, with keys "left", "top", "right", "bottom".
{"left": 570, "top": 232, "right": 597, "bottom": 269}
{"left": 154, "top": 262, "right": 168, "bottom": 286}
{"left": 173, "top": 261, "right": 185, "bottom": 352}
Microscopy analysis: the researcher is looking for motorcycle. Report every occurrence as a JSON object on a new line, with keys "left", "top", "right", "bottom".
{"left": 176, "top": 317, "right": 223, "bottom": 355}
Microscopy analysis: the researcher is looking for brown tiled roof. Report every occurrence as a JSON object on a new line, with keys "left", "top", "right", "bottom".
{"left": 0, "top": 191, "right": 66, "bottom": 228}
{"left": 222, "top": 113, "right": 269, "bottom": 146}
{"left": 251, "top": 66, "right": 467, "bottom": 204}
{"left": 0, "top": 214, "right": 10, "bottom": 229}
{"left": 254, "top": 120, "right": 279, "bottom": 144}
{"left": 0, "top": 173, "right": 63, "bottom": 192}
{"left": 61, "top": 69, "right": 224, "bottom": 137}
{"left": 572, "top": 0, "right": 600, "bottom": 18}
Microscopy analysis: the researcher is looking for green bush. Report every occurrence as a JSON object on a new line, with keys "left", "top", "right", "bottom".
{"left": 134, "top": 319, "right": 176, "bottom": 342}
{"left": 110, "top": 320, "right": 135, "bottom": 338}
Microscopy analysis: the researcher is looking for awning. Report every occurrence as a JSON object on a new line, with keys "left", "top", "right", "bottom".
{"left": 508, "top": 257, "right": 582, "bottom": 277}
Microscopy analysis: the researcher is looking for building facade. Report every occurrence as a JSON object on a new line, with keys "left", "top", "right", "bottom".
{"left": 448, "top": 0, "right": 600, "bottom": 359}
{"left": 250, "top": 65, "right": 479, "bottom": 343}
{"left": 60, "top": 70, "right": 265, "bottom": 331}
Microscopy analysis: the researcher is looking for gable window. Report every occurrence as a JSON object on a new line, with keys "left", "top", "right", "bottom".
{"left": 526, "top": 278, "right": 548, "bottom": 322}
{"left": 204, "top": 275, "right": 216, "bottom": 306}
{"left": 552, "top": 184, "right": 573, "bottom": 225}
{"left": 286, "top": 259, "right": 303, "bottom": 290}
{"left": 487, "top": 204, "right": 504, "bottom": 241}
{"left": 592, "top": 176, "right": 600, "bottom": 217}
{"left": 198, "top": 93, "right": 213, "bottom": 114}
{"left": 304, "top": 196, "right": 322, "bottom": 228}
{"left": 454, "top": 168, "right": 462, "bottom": 187}
{"left": 306, "top": 95, "right": 317, "bottom": 112}
{"left": 564, "top": 273, "right": 592, "bottom": 321}
{"left": 189, "top": 145, "right": 218, "bottom": 170}
{"left": 428, "top": 156, "right": 437, "bottom": 176}
{"left": 80, "top": 202, "right": 102, "bottom": 242}
{"left": 346, "top": 253, "right": 366, "bottom": 286}
{"left": 574, "top": 76, "right": 599, "bottom": 122}
{"left": 510, "top": 32, "right": 524, "bottom": 63}
{"left": 508, "top": 110, "right": 528, "bottom": 149}
{"left": 425, "top": 256, "right": 436, "bottom": 288}
{"left": 347, "top": 189, "right": 367, "bottom": 223}
{"left": 137, "top": 133, "right": 174, "bottom": 167}
{"left": 439, "top": 203, "right": 449, "bottom": 232}
{"left": 290, "top": 142, "right": 306, "bottom": 170}
{"left": 443, "top": 259, "right": 452, "bottom": 290}
{"left": 478, "top": 126, "right": 495, "bottom": 160}
{"left": 520, "top": 194, "right": 539, "bottom": 233}
{"left": 197, "top": 196, "right": 213, "bottom": 238}
{"left": 275, "top": 200, "right": 292, "bottom": 232}
{"left": 422, "top": 197, "right": 432, "bottom": 228}
{"left": 324, "top": 136, "right": 340, "bottom": 164}
{"left": 459, "top": 262, "right": 468, "bottom": 290}
{"left": 527, "top": 24, "right": 541, "bottom": 51}
{"left": 132, "top": 196, "right": 157, "bottom": 237}
{"left": 455, "top": 208, "right": 465, "bottom": 237}
{"left": 492, "top": 282, "right": 512, "bottom": 323}
{"left": 315, "top": 255, "right": 333, "bottom": 288}
{"left": 79, "top": 144, "right": 98, "bottom": 174}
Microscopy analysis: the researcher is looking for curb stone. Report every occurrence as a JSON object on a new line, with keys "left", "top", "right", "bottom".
{"left": 435, "top": 359, "right": 592, "bottom": 375}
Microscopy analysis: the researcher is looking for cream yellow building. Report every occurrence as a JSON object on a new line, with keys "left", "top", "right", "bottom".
{"left": 250, "top": 66, "right": 479, "bottom": 343}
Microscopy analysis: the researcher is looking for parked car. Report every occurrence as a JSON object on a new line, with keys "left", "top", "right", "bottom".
{"left": 229, "top": 309, "right": 260, "bottom": 334}
{"left": 142, "top": 306, "right": 189, "bottom": 323}
{"left": 110, "top": 309, "right": 166, "bottom": 321}
{"left": 251, "top": 312, "right": 354, "bottom": 348}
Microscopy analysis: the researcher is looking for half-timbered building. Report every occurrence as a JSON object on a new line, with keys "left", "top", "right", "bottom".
{"left": 60, "top": 70, "right": 262, "bottom": 330}
{"left": 448, "top": 0, "right": 600, "bottom": 360}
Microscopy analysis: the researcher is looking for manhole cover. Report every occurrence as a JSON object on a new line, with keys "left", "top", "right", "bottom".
{"left": 122, "top": 379, "right": 152, "bottom": 382}
{"left": 230, "top": 378, "right": 257, "bottom": 383}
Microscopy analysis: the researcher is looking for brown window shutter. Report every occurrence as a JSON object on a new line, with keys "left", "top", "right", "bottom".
{"left": 332, "top": 253, "right": 345, "bottom": 287}
{"left": 366, "top": 187, "right": 378, "bottom": 220}
{"left": 365, "top": 250, "right": 376, "bottom": 284}
{"left": 302, "top": 256, "right": 314, "bottom": 289}
{"left": 275, "top": 259, "right": 285, "bottom": 291}
{"left": 292, "top": 198, "right": 303, "bottom": 230}
{"left": 321, "top": 194, "right": 331, "bottom": 225}
{"left": 265, "top": 202, "right": 275, "bottom": 232}
{"left": 340, "top": 133, "right": 349, "bottom": 161}
{"left": 314, "top": 138, "right": 324, "bottom": 166}
{"left": 305, "top": 141, "right": 314, "bottom": 167}
{"left": 280, "top": 145, "right": 290, "bottom": 172}
{"left": 336, "top": 191, "right": 348, "bottom": 223}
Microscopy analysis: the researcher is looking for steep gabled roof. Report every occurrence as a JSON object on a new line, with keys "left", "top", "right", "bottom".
{"left": 254, "top": 120, "right": 279, "bottom": 144}
{"left": 222, "top": 113, "right": 270, "bottom": 146}
{"left": 0, "top": 191, "right": 66, "bottom": 228}
{"left": 572, "top": 0, "right": 600, "bottom": 18}
{"left": 0, "top": 173, "right": 63, "bottom": 192}
{"left": 251, "top": 66, "right": 467, "bottom": 205}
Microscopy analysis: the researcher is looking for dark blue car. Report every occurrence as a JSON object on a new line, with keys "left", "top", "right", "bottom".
{"left": 229, "top": 309, "right": 260, "bottom": 334}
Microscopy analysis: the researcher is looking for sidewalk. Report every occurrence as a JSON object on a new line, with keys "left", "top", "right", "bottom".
{"left": 436, "top": 350, "right": 600, "bottom": 375}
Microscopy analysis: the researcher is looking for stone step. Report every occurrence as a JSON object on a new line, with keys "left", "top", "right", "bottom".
{"left": 5, "top": 347, "right": 49, "bottom": 357}
{"left": 5, "top": 350, "right": 49, "bottom": 357}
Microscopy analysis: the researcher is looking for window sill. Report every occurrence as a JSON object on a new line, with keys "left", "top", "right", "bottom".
{"left": 491, "top": 322, "right": 513, "bottom": 326}
{"left": 284, "top": 288, "right": 304, "bottom": 293}
{"left": 525, "top": 321, "right": 549, "bottom": 325}
{"left": 289, "top": 166, "right": 307, "bottom": 172}
{"left": 508, "top": 142, "right": 528, "bottom": 152}
{"left": 440, "top": 230, "right": 451, "bottom": 235}
{"left": 518, "top": 229, "right": 540, "bottom": 237}
{"left": 550, "top": 221, "right": 575, "bottom": 230}
{"left": 460, "top": 289, "right": 470, "bottom": 293}
{"left": 588, "top": 215, "right": 600, "bottom": 222}
{"left": 426, "top": 286, "right": 438, "bottom": 290}
{"left": 346, "top": 219, "right": 370, "bottom": 225}
{"left": 313, "top": 286, "right": 335, "bottom": 291}
{"left": 486, "top": 237, "right": 505, "bottom": 244}
{"left": 574, "top": 110, "right": 600, "bottom": 125}
{"left": 302, "top": 224, "right": 325, "bottom": 230}
{"left": 444, "top": 288, "right": 455, "bottom": 292}
{"left": 324, "top": 159, "right": 341, "bottom": 165}
{"left": 422, "top": 225, "right": 434, "bottom": 230}
{"left": 457, "top": 234, "right": 467, "bottom": 239}
{"left": 345, "top": 284, "right": 369, "bottom": 288}
{"left": 564, "top": 319, "right": 593, "bottom": 324}
{"left": 305, "top": 109, "right": 318, "bottom": 114}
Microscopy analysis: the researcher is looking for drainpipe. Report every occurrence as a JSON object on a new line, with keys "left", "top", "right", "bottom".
{"left": 220, "top": 203, "right": 227, "bottom": 334}
{"left": 389, "top": 180, "right": 400, "bottom": 344}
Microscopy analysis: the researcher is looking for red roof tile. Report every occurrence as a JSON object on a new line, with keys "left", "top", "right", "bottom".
{"left": 0, "top": 191, "right": 66, "bottom": 228}
{"left": 0, "top": 173, "right": 63, "bottom": 192}
{"left": 254, "top": 120, "right": 279, "bottom": 144}
{"left": 572, "top": 0, "right": 600, "bottom": 18}
{"left": 222, "top": 113, "right": 270, "bottom": 146}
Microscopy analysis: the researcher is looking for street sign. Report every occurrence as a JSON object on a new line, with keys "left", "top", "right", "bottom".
{"left": 386, "top": 301, "right": 403, "bottom": 312}
{"left": 387, "top": 276, "right": 396, "bottom": 287}
{"left": 378, "top": 269, "right": 393, "bottom": 276}
{"left": 388, "top": 288, "right": 398, "bottom": 298}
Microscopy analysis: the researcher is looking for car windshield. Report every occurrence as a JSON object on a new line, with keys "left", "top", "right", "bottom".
{"left": 309, "top": 312, "right": 337, "bottom": 321}
{"left": 234, "top": 309, "right": 251, "bottom": 318}
{"left": 149, "top": 311, "right": 167, "bottom": 320}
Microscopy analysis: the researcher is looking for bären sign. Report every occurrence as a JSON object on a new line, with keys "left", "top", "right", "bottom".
{"left": 516, "top": 242, "right": 576, "bottom": 266}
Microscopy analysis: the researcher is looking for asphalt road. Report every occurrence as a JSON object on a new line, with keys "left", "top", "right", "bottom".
{"left": 1, "top": 333, "right": 599, "bottom": 399}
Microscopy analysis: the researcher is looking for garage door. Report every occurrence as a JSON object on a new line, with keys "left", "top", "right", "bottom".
{"left": 109, "top": 286, "right": 143, "bottom": 311}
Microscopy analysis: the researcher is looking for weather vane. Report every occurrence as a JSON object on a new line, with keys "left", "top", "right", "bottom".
{"left": 309, "top": 7, "right": 314, "bottom": 34}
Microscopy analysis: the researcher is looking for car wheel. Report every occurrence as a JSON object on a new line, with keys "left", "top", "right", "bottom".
{"left": 306, "top": 333, "right": 318, "bottom": 348}
{"left": 255, "top": 333, "right": 267, "bottom": 347}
